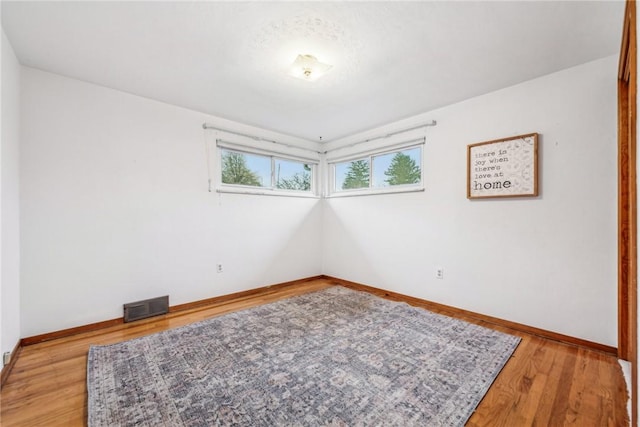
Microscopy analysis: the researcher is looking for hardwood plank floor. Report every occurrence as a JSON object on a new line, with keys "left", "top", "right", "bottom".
{"left": 0, "top": 279, "right": 629, "bottom": 426}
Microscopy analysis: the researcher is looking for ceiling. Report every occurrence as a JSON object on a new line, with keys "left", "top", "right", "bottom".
{"left": 2, "top": 1, "right": 625, "bottom": 142}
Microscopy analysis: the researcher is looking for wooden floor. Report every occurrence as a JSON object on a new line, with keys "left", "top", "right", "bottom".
{"left": 0, "top": 278, "right": 629, "bottom": 426}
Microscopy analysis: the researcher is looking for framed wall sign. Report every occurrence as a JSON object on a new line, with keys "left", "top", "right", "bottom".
{"left": 467, "top": 133, "right": 538, "bottom": 199}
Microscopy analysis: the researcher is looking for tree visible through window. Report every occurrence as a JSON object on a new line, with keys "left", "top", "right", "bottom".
{"left": 221, "top": 151, "right": 263, "bottom": 186}
{"left": 220, "top": 148, "right": 314, "bottom": 193}
{"left": 342, "top": 160, "right": 370, "bottom": 190}
{"left": 383, "top": 152, "right": 421, "bottom": 186}
{"left": 276, "top": 161, "right": 311, "bottom": 191}
{"left": 334, "top": 145, "right": 422, "bottom": 192}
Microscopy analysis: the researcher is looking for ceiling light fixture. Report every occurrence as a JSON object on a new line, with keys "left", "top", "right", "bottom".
{"left": 289, "top": 54, "right": 332, "bottom": 82}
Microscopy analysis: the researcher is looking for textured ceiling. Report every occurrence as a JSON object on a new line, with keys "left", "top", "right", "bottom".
{"left": 1, "top": 1, "right": 625, "bottom": 142}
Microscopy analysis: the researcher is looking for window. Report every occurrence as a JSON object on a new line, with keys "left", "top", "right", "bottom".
{"left": 331, "top": 144, "right": 423, "bottom": 195}
{"left": 372, "top": 146, "right": 422, "bottom": 188}
{"left": 219, "top": 148, "right": 315, "bottom": 195}
{"left": 215, "top": 138, "right": 421, "bottom": 198}
{"left": 221, "top": 150, "right": 270, "bottom": 187}
{"left": 335, "top": 158, "right": 370, "bottom": 190}
{"left": 275, "top": 158, "right": 312, "bottom": 191}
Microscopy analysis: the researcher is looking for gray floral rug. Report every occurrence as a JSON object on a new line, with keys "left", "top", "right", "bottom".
{"left": 87, "top": 286, "right": 520, "bottom": 426}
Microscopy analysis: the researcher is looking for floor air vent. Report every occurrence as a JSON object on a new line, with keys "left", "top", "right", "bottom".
{"left": 123, "top": 295, "right": 169, "bottom": 323}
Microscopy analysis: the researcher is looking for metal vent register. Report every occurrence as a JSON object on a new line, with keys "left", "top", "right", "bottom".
{"left": 123, "top": 295, "right": 169, "bottom": 322}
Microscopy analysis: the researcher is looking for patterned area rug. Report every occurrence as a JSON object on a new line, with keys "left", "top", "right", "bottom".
{"left": 87, "top": 286, "right": 520, "bottom": 426}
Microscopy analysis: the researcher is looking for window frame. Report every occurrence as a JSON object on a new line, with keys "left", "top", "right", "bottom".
{"left": 217, "top": 145, "right": 319, "bottom": 198}
{"left": 328, "top": 141, "right": 425, "bottom": 197}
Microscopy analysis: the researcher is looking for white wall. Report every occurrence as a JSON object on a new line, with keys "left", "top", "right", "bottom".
{"left": 20, "top": 68, "right": 323, "bottom": 337}
{"left": 0, "top": 31, "right": 20, "bottom": 360}
{"left": 18, "top": 55, "right": 619, "bottom": 347}
{"left": 323, "top": 55, "right": 618, "bottom": 347}
{"left": 1, "top": 29, "right": 21, "bottom": 359}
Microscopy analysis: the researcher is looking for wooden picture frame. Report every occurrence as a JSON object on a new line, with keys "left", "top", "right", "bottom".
{"left": 467, "top": 133, "right": 538, "bottom": 199}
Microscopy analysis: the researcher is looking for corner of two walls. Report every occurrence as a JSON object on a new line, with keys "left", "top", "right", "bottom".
{"left": 19, "top": 67, "right": 323, "bottom": 337}
{"left": 17, "top": 54, "right": 619, "bottom": 347}
{"left": 1, "top": 29, "right": 22, "bottom": 361}
{"left": 321, "top": 55, "right": 619, "bottom": 348}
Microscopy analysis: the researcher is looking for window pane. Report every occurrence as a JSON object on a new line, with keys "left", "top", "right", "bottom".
{"left": 221, "top": 149, "right": 270, "bottom": 187}
{"left": 372, "top": 147, "right": 422, "bottom": 188}
{"left": 275, "top": 159, "right": 312, "bottom": 191}
{"left": 335, "top": 158, "right": 370, "bottom": 191}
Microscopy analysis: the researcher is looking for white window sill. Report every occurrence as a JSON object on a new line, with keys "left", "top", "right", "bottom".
{"left": 216, "top": 187, "right": 320, "bottom": 199}
{"left": 326, "top": 186, "right": 425, "bottom": 198}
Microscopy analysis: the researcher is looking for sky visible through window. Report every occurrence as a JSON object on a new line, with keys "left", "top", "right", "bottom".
{"left": 223, "top": 145, "right": 420, "bottom": 192}
{"left": 275, "top": 159, "right": 307, "bottom": 184}
{"left": 244, "top": 154, "right": 271, "bottom": 186}
{"left": 243, "top": 157, "right": 310, "bottom": 186}
{"left": 334, "top": 146, "right": 421, "bottom": 190}
{"left": 335, "top": 159, "right": 365, "bottom": 190}
{"left": 232, "top": 151, "right": 310, "bottom": 189}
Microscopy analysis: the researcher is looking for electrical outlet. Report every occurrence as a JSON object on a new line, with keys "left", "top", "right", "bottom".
{"left": 436, "top": 268, "right": 444, "bottom": 279}
{"left": 216, "top": 263, "right": 223, "bottom": 273}
{"left": 3, "top": 352, "right": 10, "bottom": 366}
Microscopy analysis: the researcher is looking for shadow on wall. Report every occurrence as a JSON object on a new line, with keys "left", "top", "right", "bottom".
{"left": 212, "top": 193, "right": 324, "bottom": 290}
{"left": 256, "top": 197, "right": 325, "bottom": 284}
{"left": 321, "top": 198, "right": 388, "bottom": 285}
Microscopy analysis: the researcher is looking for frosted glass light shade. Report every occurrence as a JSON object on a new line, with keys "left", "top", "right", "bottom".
{"left": 289, "top": 54, "right": 332, "bottom": 82}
